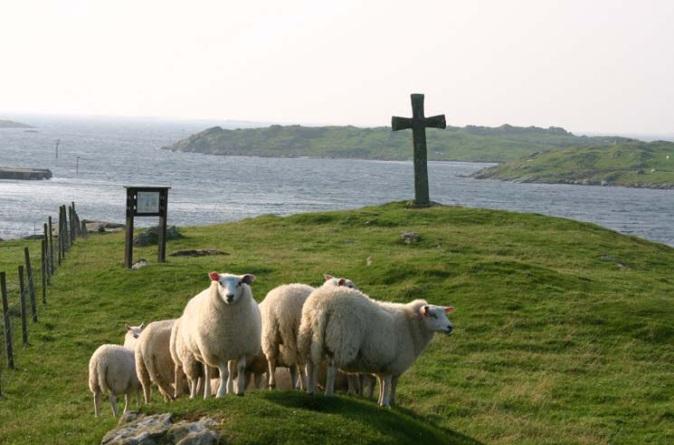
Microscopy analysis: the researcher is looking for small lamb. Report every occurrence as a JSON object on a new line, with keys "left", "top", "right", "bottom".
{"left": 123, "top": 323, "right": 144, "bottom": 350}
{"left": 88, "top": 344, "right": 141, "bottom": 417}
{"left": 177, "top": 272, "right": 261, "bottom": 398}
{"left": 298, "top": 286, "right": 454, "bottom": 407}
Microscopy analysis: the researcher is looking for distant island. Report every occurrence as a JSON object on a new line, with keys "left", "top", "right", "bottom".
{"left": 472, "top": 141, "right": 674, "bottom": 189}
{"left": 162, "top": 124, "right": 632, "bottom": 163}
{"left": 0, "top": 119, "right": 33, "bottom": 128}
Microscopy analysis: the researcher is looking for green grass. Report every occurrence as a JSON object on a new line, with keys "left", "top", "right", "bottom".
{"left": 473, "top": 141, "right": 674, "bottom": 188}
{"left": 163, "top": 124, "right": 632, "bottom": 162}
{"left": 0, "top": 202, "right": 673, "bottom": 444}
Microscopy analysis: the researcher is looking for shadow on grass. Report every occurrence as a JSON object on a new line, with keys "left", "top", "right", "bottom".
{"left": 261, "top": 391, "right": 483, "bottom": 445}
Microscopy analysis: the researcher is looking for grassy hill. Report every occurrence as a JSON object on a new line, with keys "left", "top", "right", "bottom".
{"left": 473, "top": 141, "right": 674, "bottom": 189}
{"left": 0, "top": 119, "right": 32, "bottom": 129}
{"left": 0, "top": 202, "right": 673, "bottom": 444}
{"left": 162, "top": 124, "right": 632, "bottom": 162}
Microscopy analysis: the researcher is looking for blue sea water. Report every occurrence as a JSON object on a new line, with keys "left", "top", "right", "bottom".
{"left": 1, "top": 116, "right": 673, "bottom": 246}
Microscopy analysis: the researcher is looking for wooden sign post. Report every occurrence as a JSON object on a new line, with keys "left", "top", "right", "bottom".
{"left": 123, "top": 186, "right": 170, "bottom": 269}
{"left": 391, "top": 93, "right": 446, "bottom": 207}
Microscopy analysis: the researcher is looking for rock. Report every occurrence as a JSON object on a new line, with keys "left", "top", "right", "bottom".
{"left": 100, "top": 413, "right": 220, "bottom": 445}
{"left": 132, "top": 259, "right": 149, "bottom": 270}
{"left": 134, "top": 226, "right": 183, "bottom": 247}
{"left": 400, "top": 232, "right": 420, "bottom": 244}
{"left": 169, "top": 249, "right": 228, "bottom": 257}
{"left": 82, "top": 220, "right": 126, "bottom": 233}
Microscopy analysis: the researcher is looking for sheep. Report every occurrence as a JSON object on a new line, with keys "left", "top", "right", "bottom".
{"left": 259, "top": 274, "right": 357, "bottom": 390}
{"left": 88, "top": 344, "right": 141, "bottom": 417}
{"left": 170, "top": 316, "right": 205, "bottom": 399}
{"left": 123, "top": 323, "right": 144, "bottom": 350}
{"left": 177, "top": 272, "right": 261, "bottom": 398}
{"left": 135, "top": 319, "right": 179, "bottom": 403}
{"left": 298, "top": 286, "right": 454, "bottom": 407}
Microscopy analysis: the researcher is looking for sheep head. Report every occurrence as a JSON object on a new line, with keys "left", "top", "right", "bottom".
{"left": 323, "top": 273, "right": 357, "bottom": 289}
{"left": 415, "top": 302, "right": 454, "bottom": 335}
{"left": 209, "top": 271, "right": 255, "bottom": 305}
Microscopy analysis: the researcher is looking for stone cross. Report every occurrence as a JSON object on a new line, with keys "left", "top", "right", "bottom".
{"left": 391, "top": 94, "right": 446, "bottom": 206}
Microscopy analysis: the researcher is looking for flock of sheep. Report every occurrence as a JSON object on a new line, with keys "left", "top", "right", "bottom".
{"left": 88, "top": 272, "right": 455, "bottom": 417}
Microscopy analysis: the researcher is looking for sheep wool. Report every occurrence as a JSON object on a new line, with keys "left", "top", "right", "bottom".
{"left": 135, "top": 319, "right": 178, "bottom": 403}
{"left": 178, "top": 272, "right": 261, "bottom": 398}
{"left": 298, "top": 286, "right": 454, "bottom": 407}
{"left": 88, "top": 344, "right": 141, "bottom": 417}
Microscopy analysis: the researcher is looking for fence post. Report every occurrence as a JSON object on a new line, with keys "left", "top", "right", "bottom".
{"left": 24, "top": 247, "right": 37, "bottom": 322}
{"left": 42, "top": 224, "right": 51, "bottom": 284}
{"left": 57, "top": 208, "right": 63, "bottom": 266}
{"left": 41, "top": 240, "right": 47, "bottom": 305}
{"left": 1, "top": 272, "right": 14, "bottom": 369}
{"left": 48, "top": 216, "right": 55, "bottom": 275}
{"left": 69, "top": 205, "right": 75, "bottom": 242}
{"left": 18, "top": 266, "right": 28, "bottom": 347}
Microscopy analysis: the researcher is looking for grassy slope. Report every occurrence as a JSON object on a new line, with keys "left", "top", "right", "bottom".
{"left": 162, "top": 124, "right": 631, "bottom": 163}
{"left": 0, "top": 203, "right": 673, "bottom": 444}
{"left": 473, "top": 141, "right": 674, "bottom": 188}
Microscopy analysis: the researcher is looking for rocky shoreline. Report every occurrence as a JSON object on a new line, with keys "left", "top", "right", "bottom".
{"left": 0, "top": 167, "right": 52, "bottom": 180}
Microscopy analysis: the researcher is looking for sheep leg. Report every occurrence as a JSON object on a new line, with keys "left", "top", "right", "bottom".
{"left": 109, "top": 393, "right": 119, "bottom": 417}
{"left": 215, "top": 363, "right": 228, "bottom": 398}
{"left": 123, "top": 393, "right": 130, "bottom": 415}
{"left": 266, "top": 356, "right": 277, "bottom": 389}
{"left": 93, "top": 391, "right": 101, "bottom": 417}
{"left": 226, "top": 361, "right": 236, "bottom": 395}
{"left": 297, "top": 364, "right": 306, "bottom": 391}
{"left": 174, "top": 365, "right": 183, "bottom": 399}
{"left": 325, "top": 362, "right": 336, "bottom": 396}
{"left": 390, "top": 375, "right": 399, "bottom": 405}
{"left": 203, "top": 366, "right": 211, "bottom": 399}
{"left": 137, "top": 359, "right": 152, "bottom": 404}
{"left": 306, "top": 362, "right": 317, "bottom": 394}
{"left": 380, "top": 375, "right": 393, "bottom": 408}
{"left": 289, "top": 365, "right": 298, "bottom": 390}
{"left": 347, "top": 374, "right": 361, "bottom": 396}
{"left": 376, "top": 375, "right": 385, "bottom": 406}
{"left": 236, "top": 357, "right": 247, "bottom": 395}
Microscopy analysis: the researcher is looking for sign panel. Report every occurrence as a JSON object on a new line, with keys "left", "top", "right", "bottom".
{"left": 136, "top": 191, "right": 160, "bottom": 214}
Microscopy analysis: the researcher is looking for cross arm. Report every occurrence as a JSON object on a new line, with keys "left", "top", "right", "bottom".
{"left": 424, "top": 114, "right": 446, "bottom": 129}
{"left": 391, "top": 116, "right": 413, "bottom": 131}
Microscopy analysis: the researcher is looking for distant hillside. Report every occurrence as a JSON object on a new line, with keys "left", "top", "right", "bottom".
{"left": 473, "top": 141, "right": 674, "bottom": 189}
{"left": 162, "top": 124, "right": 633, "bottom": 162}
{"left": 0, "top": 119, "right": 32, "bottom": 128}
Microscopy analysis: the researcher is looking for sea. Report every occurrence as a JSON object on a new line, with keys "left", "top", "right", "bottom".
{"left": 1, "top": 116, "right": 673, "bottom": 246}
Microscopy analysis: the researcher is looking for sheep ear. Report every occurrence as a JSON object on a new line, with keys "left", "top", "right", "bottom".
{"left": 126, "top": 324, "right": 131, "bottom": 331}
{"left": 323, "top": 274, "right": 333, "bottom": 282}
{"left": 444, "top": 306, "right": 455, "bottom": 314}
{"left": 139, "top": 322, "right": 145, "bottom": 329}
{"left": 338, "top": 278, "right": 346, "bottom": 286}
{"left": 209, "top": 272, "right": 220, "bottom": 282}
{"left": 241, "top": 274, "right": 256, "bottom": 285}
{"left": 421, "top": 305, "right": 430, "bottom": 317}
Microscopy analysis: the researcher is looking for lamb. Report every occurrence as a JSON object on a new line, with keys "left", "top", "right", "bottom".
{"left": 176, "top": 272, "right": 261, "bottom": 398}
{"left": 298, "top": 286, "right": 454, "bottom": 407}
{"left": 88, "top": 344, "right": 141, "bottom": 417}
{"left": 259, "top": 274, "right": 356, "bottom": 390}
{"left": 123, "top": 323, "right": 144, "bottom": 350}
{"left": 135, "top": 319, "right": 179, "bottom": 403}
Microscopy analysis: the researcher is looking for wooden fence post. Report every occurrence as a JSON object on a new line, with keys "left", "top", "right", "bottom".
{"left": 1, "top": 272, "right": 14, "bottom": 369}
{"left": 48, "top": 216, "right": 55, "bottom": 275}
{"left": 24, "top": 247, "right": 37, "bottom": 322}
{"left": 57, "top": 208, "right": 63, "bottom": 266}
{"left": 41, "top": 240, "right": 47, "bottom": 305}
{"left": 42, "top": 224, "right": 51, "bottom": 284}
{"left": 18, "top": 266, "right": 28, "bottom": 347}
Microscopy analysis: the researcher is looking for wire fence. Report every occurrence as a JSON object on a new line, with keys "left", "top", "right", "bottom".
{"left": 0, "top": 202, "right": 86, "bottom": 399}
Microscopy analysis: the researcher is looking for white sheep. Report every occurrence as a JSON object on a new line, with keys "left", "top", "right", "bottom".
{"left": 135, "top": 319, "right": 179, "bottom": 403}
{"left": 123, "top": 322, "right": 144, "bottom": 350}
{"left": 170, "top": 317, "right": 204, "bottom": 399}
{"left": 88, "top": 344, "right": 141, "bottom": 417}
{"left": 259, "top": 274, "right": 357, "bottom": 390}
{"left": 177, "top": 272, "right": 261, "bottom": 398}
{"left": 298, "top": 286, "right": 454, "bottom": 407}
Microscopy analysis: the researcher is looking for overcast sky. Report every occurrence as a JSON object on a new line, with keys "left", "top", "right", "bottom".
{"left": 1, "top": 0, "right": 673, "bottom": 134}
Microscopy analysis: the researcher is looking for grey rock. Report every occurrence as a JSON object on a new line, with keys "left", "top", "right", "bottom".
{"left": 131, "top": 259, "right": 149, "bottom": 270}
{"left": 400, "top": 232, "right": 420, "bottom": 244}
{"left": 101, "top": 413, "right": 220, "bottom": 445}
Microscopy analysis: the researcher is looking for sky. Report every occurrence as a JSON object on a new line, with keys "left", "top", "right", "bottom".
{"left": 1, "top": 0, "right": 673, "bottom": 134}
